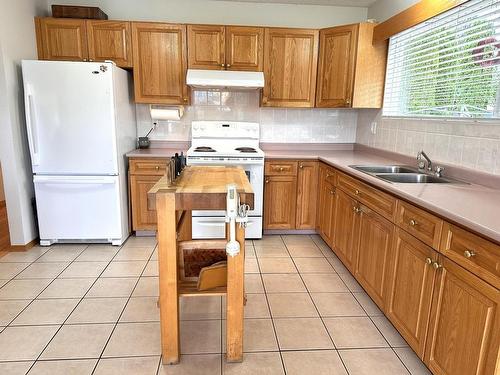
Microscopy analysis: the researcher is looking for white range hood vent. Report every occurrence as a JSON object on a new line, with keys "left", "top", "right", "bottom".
{"left": 186, "top": 69, "right": 264, "bottom": 89}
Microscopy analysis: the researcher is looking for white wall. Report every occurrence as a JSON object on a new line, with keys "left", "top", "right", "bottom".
{"left": 367, "top": 0, "right": 419, "bottom": 22}
{"left": 54, "top": 0, "right": 368, "bottom": 28}
{"left": 0, "top": 0, "right": 49, "bottom": 245}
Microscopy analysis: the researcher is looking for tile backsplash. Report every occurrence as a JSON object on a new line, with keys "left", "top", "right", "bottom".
{"left": 136, "top": 90, "right": 357, "bottom": 143}
{"left": 357, "top": 109, "right": 500, "bottom": 175}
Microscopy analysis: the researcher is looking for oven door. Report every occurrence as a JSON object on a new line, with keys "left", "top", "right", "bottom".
{"left": 192, "top": 216, "right": 263, "bottom": 239}
{"left": 191, "top": 163, "right": 263, "bottom": 217}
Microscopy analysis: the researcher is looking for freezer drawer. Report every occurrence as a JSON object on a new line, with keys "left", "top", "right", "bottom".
{"left": 34, "top": 175, "right": 124, "bottom": 244}
{"left": 192, "top": 216, "right": 262, "bottom": 239}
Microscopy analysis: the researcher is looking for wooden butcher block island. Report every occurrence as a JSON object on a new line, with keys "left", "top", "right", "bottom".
{"left": 149, "top": 166, "right": 254, "bottom": 365}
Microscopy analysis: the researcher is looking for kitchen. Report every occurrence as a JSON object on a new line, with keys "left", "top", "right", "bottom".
{"left": 0, "top": 0, "right": 499, "bottom": 374}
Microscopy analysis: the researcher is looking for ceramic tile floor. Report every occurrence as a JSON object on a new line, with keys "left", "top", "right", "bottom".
{"left": 0, "top": 235, "right": 432, "bottom": 375}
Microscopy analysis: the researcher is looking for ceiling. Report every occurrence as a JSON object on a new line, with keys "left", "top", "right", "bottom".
{"left": 212, "top": 0, "right": 377, "bottom": 7}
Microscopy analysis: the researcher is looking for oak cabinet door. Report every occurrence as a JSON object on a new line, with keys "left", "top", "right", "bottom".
{"left": 131, "top": 22, "right": 189, "bottom": 105}
{"left": 264, "top": 175, "right": 297, "bottom": 230}
{"left": 262, "top": 28, "right": 319, "bottom": 107}
{"left": 225, "top": 26, "right": 264, "bottom": 71}
{"left": 424, "top": 256, "right": 500, "bottom": 375}
{"left": 187, "top": 25, "right": 225, "bottom": 70}
{"left": 319, "top": 181, "right": 336, "bottom": 247}
{"left": 316, "top": 24, "right": 358, "bottom": 108}
{"left": 296, "top": 161, "right": 319, "bottom": 230}
{"left": 386, "top": 229, "right": 437, "bottom": 358}
{"left": 130, "top": 174, "right": 161, "bottom": 231}
{"left": 332, "top": 189, "right": 359, "bottom": 271}
{"left": 36, "top": 17, "right": 88, "bottom": 61}
{"left": 87, "top": 20, "right": 133, "bottom": 67}
{"left": 354, "top": 205, "right": 394, "bottom": 309}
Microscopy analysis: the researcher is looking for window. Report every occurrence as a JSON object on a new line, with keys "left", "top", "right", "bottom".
{"left": 383, "top": 0, "right": 500, "bottom": 119}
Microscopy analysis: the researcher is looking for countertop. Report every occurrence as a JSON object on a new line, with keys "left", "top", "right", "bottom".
{"left": 126, "top": 146, "right": 500, "bottom": 243}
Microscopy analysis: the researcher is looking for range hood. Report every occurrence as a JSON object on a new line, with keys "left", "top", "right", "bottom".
{"left": 186, "top": 69, "right": 264, "bottom": 89}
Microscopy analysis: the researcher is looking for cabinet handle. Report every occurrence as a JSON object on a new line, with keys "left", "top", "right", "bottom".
{"left": 155, "top": 166, "right": 160, "bottom": 170}
{"left": 355, "top": 189, "right": 360, "bottom": 195}
{"left": 425, "top": 257, "right": 433, "bottom": 265}
{"left": 330, "top": 189, "right": 335, "bottom": 195}
{"left": 432, "top": 262, "right": 442, "bottom": 270}
{"left": 346, "top": 98, "right": 351, "bottom": 105}
{"left": 352, "top": 206, "right": 361, "bottom": 214}
{"left": 83, "top": 58, "right": 87, "bottom": 62}
{"left": 265, "top": 179, "right": 269, "bottom": 184}
{"left": 299, "top": 164, "right": 304, "bottom": 169}
{"left": 409, "top": 219, "right": 418, "bottom": 226}
{"left": 221, "top": 63, "right": 225, "bottom": 67}
{"left": 279, "top": 167, "right": 284, "bottom": 171}
{"left": 89, "top": 59, "right": 93, "bottom": 62}
{"left": 326, "top": 174, "right": 331, "bottom": 178}
{"left": 464, "top": 250, "right": 476, "bottom": 258}
{"left": 183, "top": 98, "right": 188, "bottom": 102}
{"left": 226, "top": 63, "right": 231, "bottom": 68}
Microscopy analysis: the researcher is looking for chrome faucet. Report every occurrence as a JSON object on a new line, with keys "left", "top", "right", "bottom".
{"left": 417, "top": 150, "right": 432, "bottom": 172}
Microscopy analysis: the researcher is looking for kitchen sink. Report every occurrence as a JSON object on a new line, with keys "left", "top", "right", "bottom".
{"left": 351, "top": 165, "right": 418, "bottom": 174}
{"left": 375, "top": 173, "right": 454, "bottom": 184}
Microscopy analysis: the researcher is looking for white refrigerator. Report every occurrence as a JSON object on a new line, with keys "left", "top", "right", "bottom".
{"left": 21, "top": 60, "right": 136, "bottom": 246}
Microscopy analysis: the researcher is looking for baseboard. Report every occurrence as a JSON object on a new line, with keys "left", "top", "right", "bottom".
{"left": 263, "top": 229, "right": 317, "bottom": 235}
{"left": 8, "top": 238, "right": 38, "bottom": 252}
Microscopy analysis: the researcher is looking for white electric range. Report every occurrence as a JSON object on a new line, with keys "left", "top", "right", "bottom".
{"left": 187, "top": 121, "right": 264, "bottom": 239}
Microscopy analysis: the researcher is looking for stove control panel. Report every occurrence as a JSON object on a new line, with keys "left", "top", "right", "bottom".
{"left": 192, "top": 121, "right": 259, "bottom": 140}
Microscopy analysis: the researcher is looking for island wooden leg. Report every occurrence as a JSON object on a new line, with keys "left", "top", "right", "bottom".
{"left": 156, "top": 193, "right": 180, "bottom": 365}
{"left": 226, "top": 223, "right": 245, "bottom": 362}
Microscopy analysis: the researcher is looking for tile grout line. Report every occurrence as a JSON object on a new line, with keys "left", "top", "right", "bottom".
{"left": 90, "top": 241, "right": 156, "bottom": 375}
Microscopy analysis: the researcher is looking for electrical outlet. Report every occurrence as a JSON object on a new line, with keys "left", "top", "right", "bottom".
{"left": 370, "top": 121, "right": 377, "bottom": 134}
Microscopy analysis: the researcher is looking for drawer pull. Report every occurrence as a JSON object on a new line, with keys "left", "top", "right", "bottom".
{"left": 355, "top": 189, "right": 360, "bottom": 195}
{"left": 279, "top": 167, "right": 284, "bottom": 171}
{"left": 155, "top": 166, "right": 160, "bottom": 170}
{"left": 432, "top": 262, "right": 443, "bottom": 270}
{"left": 265, "top": 179, "right": 269, "bottom": 184}
{"left": 330, "top": 190, "right": 335, "bottom": 195}
{"left": 353, "top": 206, "right": 361, "bottom": 214}
{"left": 409, "top": 219, "right": 418, "bottom": 226}
{"left": 464, "top": 250, "right": 476, "bottom": 258}
{"left": 425, "top": 257, "right": 433, "bottom": 265}
{"left": 299, "top": 164, "right": 304, "bottom": 169}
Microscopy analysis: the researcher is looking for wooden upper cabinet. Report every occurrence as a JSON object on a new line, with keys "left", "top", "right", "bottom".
{"left": 296, "top": 161, "right": 319, "bottom": 230}
{"left": 354, "top": 205, "right": 394, "bottom": 309}
{"left": 87, "top": 20, "right": 133, "bottom": 67}
{"left": 424, "top": 256, "right": 500, "bottom": 375}
{"left": 187, "top": 25, "right": 225, "bottom": 70}
{"left": 36, "top": 17, "right": 88, "bottom": 61}
{"left": 225, "top": 26, "right": 264, "bottom": 71}
{"left": 262, "top": 28, "right": 319, "bottom": 107}
{"left": 131, "top": 22, "right": 189, "bottom": 105}
{"left": 316, "top": 22, "right": 387, "bottom": 108}
{"left": 316, "top": 24, "right": 357, "bottom": 108}
{"left": 386, "top": 229, "right": 437, "bottom": 358}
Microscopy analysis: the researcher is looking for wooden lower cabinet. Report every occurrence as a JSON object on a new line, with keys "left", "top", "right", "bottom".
{"left": 386, "top": 229, "right": 437, "bottom": 358}
{"left": 354, "top": 205, "right": 394, "bottom": 309}
{"left": 332, "top": 189, "right": 359, "bottom": 272}
{"left": 130, "top": 175, "right": 161, "bottom": 231}
{"left": 318, "top": 181, "right": 336, "bottom": 246}
{"left": 424, "top": 256, "right": 500, "bottom": 375}
{"left": 296, "top": 161, "right": 318, "bottom": 229}
{"left": 263, "top": 175, "right": 297, "bottom": 230}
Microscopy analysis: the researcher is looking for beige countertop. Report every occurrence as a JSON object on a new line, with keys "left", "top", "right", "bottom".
{"left": 126, "top": 146, "right": 500, "bottom": 243}
{"left": 126, "top": 148, "right": 186, "bottom": 158}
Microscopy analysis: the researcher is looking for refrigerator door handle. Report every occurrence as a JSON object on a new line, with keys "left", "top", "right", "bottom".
{"left": 33, "top": 176, "right": 117, "bottom": 185}
{"left": 25, "top": 85, "right": 40, "bottom": 166}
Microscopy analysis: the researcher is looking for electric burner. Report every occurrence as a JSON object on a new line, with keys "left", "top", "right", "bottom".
{"left": 235, "top": 147, "right": 257, "bottom": 153}
{"left": 194, "top": 146, "right": 216, "bottom": 152}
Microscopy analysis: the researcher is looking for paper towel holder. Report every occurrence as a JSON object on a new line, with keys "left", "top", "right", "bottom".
{"left": 149, "top": 105, "right": 184, "bottom": 121}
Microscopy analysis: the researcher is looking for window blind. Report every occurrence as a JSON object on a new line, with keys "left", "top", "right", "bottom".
{"left": 383, "top": 0, "right": 500, "bottom": 119}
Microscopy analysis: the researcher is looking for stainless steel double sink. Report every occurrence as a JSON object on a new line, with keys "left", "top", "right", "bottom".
{"left": 350, "top": 165, "right": 463, "bottom": 184}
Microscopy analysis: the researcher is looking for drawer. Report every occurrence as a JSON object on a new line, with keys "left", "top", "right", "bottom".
{"left": 440, "top": 222, "right": 500, "bottom": 289}
{"left": 129, "top": 158, "right": 169, "bottom": 175}
{"left": 337, "top": 172, "right": 396, "bottom": 220}
{"left": 397, "top": 200, "right": 443, "bottom": 249}
{"left": 265, "top": 161, "right": 298, "bottom": 176}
